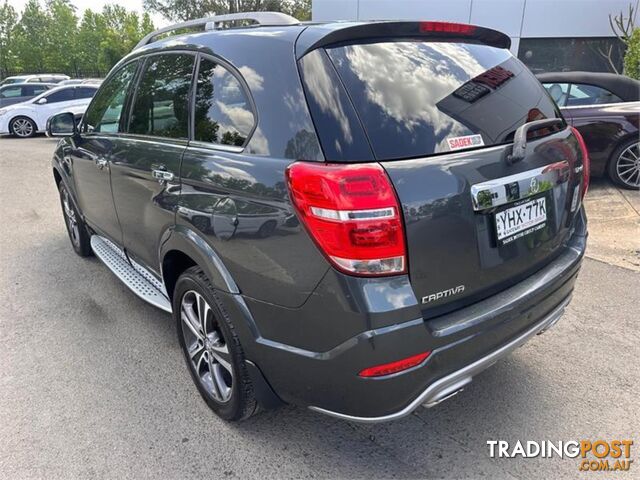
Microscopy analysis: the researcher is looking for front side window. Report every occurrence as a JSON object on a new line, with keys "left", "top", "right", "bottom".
{"left": 0, "top": 86, "right": 23, "bottom": 98}
{"left": 83, "top": 61, "right": 138, "bottom": 133}
{"left": 75, "top": 87, "right": 97, "bottom": 99}
{"left": 45, "top": 88, "right": 74, "bottom": 103}
{"left": 129, "top": 54, "right": 195, "bottom": 139}
{"left": 193, "top": 58, "right": 255, "bottom": 146}
{"left": 26, "top": 85, "right": 49, "bottom": 96}
{"left": 543, "top": 83, "right": 570, "bottom": 106}
{"left": 566, "top": 83, "right": 623, "bottom": 106}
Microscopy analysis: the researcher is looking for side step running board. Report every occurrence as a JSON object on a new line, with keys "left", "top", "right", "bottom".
{"left": 90, "top": 235, "right": 172, "bottom": 313}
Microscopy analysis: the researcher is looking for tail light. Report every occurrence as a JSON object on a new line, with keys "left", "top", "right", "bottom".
{"left": 420, "top": 21, "right": 477, "bottom": 35}
{"left": 359, "top": 352, "right": 431, "bottom": 378}
{"left": 570, "top": 126, "right": 590, "bottom": 197}
{"left": 286, "top": 162, "right": 407, "bottom": 276}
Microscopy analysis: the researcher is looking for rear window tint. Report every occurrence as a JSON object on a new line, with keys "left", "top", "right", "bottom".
{"left": 322, "top": 40, "right": 560, "bottom": 160}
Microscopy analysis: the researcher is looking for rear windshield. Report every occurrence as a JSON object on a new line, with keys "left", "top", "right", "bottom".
{"left": 306, "top": 40, "right": 560, "bottom": 161}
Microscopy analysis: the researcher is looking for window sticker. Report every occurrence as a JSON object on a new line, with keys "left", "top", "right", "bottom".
{"left": 447, "top": 134, "right": 485, "bottom": 151}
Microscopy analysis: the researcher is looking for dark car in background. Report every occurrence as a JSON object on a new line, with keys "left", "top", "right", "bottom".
{"left": 48, "top": 14, "right": 589, "bottom": 423}
{"left": 0, "top": 83, "right": 53, "bottom": 107}
{"left": 538, "top": 72, "right": 640, "bottom": 189}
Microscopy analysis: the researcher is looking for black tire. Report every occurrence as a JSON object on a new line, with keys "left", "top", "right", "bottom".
{"left": 9, "top": 116, "right": 37, "bottom": 138}
{"left": 174, "top": 266, "right": 257, "bottom": 421}
{"left": 607, "top": 138, "right": 640, "bottom": 190}
{"left": 58, "top": 182, "right": 93, "bottom": 257}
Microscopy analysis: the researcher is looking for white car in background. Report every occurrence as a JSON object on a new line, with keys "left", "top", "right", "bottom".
{"left": 0, "top": 85, "right": 98, "bottom": 138}
{"left": 0, "top": 74, "right": 70, "bottom": 85}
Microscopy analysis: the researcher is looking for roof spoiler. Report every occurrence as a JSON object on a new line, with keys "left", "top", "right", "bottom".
{"left": 135, "top": 11, "right": 299, "bottom": 50}
{"left": 295, "top": 21, "right": 511, "bottom": 59}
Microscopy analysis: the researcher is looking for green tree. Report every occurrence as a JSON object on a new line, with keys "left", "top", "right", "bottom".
{"left": 77, "top": 9, "right": 107, "bottom": 75}
{"left": 143, "top": 0, "right": 311, "bottom": 22}
{"left": 0, "top": 0, "right": 18, "bottom": 76}
{"left": 1, "top": 1, "right": 153, "bottom": 79}
{"left": 99, "top": 5, "right": 154, "bottom": 71}
{"left": 45, "top": 0, "right": 79, "bottom": 74}
{"left": 12, "top": 0, "right": 49, "bottom": 73}
{"left": 624, "top": 28, "right": 640, "bottom": 79}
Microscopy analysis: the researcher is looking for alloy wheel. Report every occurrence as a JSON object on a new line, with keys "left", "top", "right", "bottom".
{"left": 61, "top": 187, "right": 80, "bottom": 247}
{"left": 616, "top": 142, "right": 640, "bottom": 188}
{"left": 180, "top": 290, "right": 234, "bottom": 403}
{"left": 11, "top": 118, "right": 34, "bottom": 138}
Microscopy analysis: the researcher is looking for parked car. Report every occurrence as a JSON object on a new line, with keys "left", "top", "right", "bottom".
{"left": 0, "top": 85, "right": 97, "bottom": 138}
{"left": 538, "top": 72, "right": 640, "bottom": 189}
{"left": 48, "top": 14, "right": 588, "bottom": 423}
{"left": 58, "top": 78, "right": 103, "bottom": 86}
{"left": 0, "top": 74, "right": 70, "bottom": 85}
{"left": 0, "top": 83, "right": 53, "bottom": 108}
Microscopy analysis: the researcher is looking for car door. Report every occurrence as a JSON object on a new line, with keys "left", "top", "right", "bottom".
{"left": 34, "top": 87, "right": 76, "bottom": 127}
{"left": 67, "top": 61, "right": 140, "bottom": 244}
{"left": 109, "top": 52, "right": 195, "bottom": 272}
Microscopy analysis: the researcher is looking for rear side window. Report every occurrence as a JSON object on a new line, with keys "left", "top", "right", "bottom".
{"left": 129, "top": 54, "right": 195, "bottom": 139}
{"left": 45, "top": 88, "right": 74, "bottom": 103}
{"left": 566, "top": 83, "right": 623, "bottom": 106}
{"left": 0, "top": 86, "right": 22, "bottom": 98}
{"left": 313, "top": 40, "right": 560, "bottom": 160}
{"left": 543, "top": 83, "right": 570, "bottom": 106}
{"left": 83, "top": 61, "right": 138, "bottom": 133}
{"left": 193, "top": 58, "right": 255, "bottom": 146}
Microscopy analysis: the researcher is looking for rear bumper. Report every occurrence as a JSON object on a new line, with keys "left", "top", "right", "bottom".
{"left": 222, "top": 208, "right": 587, "bottom": 421}
{"left": 309, "top": 294, "right": 570, "bottom": 423}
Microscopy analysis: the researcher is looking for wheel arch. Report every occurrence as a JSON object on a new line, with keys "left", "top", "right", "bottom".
{"left": 8, "top": 114, "right": 37, "bottom": 135}
{"left": 160, "top": 224, "right": 240, "bottom": 301}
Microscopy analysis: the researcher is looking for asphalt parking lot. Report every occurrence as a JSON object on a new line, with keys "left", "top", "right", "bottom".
{"left": 1, "top": 137, "right": 639, "bottom": 479}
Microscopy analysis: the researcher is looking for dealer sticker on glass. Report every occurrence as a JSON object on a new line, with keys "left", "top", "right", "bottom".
{"left": 495, "top": 197, "right": 547, "bottom": 245}
{"left": 447, "top": 134, "right": 484, "bottom": 151}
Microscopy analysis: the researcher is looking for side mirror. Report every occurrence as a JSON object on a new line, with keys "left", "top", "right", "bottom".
{"left": 36, "top": 97, "right": 47, "bottom": 105}
{"left": 47, "top": 112, "right": 77, "bottom": 137}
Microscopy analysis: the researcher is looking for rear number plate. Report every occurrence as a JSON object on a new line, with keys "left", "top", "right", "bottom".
{"left": 495, "top": 197, "right": 547, "bottom": 245}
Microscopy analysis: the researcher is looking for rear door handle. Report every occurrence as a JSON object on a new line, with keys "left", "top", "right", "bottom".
{"left": 152, "top": 169, "right": 175, "bottom": 183}
{"left": 507, "top": 118, "right": 565, "bottom": 164}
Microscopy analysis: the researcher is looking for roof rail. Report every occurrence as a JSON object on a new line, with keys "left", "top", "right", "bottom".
{"left": 135, "top": 11, "right": 299, "bottom": 50}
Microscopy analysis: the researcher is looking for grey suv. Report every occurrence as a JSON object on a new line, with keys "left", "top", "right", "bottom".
{"left": 49, "top": 13, "right": 589, "bottom": 422}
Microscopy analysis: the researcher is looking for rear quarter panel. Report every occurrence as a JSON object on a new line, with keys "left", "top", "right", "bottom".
{"left": 561, "top": 102, "right": 640, "bottom": 176}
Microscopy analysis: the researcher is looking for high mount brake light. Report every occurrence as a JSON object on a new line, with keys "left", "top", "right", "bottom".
{"left": 359, "top": 352, "right": 431, "bottom": 378}
{"left": 286, "top": 162, "right": 407, "bottom": 276}
{"left": 570, "top": 126, "right": 590, "bottom": 197}
{"left": 420, "top": 21, "right": 477, "bottom": 35}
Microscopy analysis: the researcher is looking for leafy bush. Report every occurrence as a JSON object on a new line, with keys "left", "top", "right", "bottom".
{"left": 624, "top": 28, "right": 640, "bottom": 79}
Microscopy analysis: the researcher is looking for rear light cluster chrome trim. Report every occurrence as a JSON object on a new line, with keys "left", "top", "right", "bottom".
{"left": 309, "top": 206, "right": 396, "bottom": 222}
{"left": 331, "top": 255, "right": 405, "bottom": 276}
